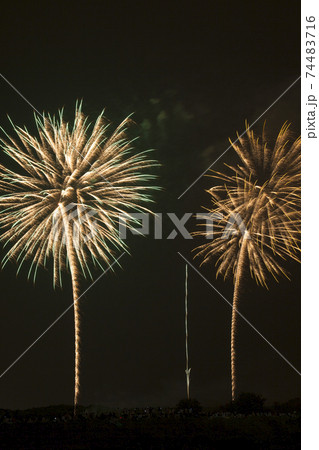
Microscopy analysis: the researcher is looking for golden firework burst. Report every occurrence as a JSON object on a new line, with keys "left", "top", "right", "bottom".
{"left": 0, "top": 102, "right": 159, "bottom": 411}
{"left": 194, "top": 122, "right": 300, "bottom": 401}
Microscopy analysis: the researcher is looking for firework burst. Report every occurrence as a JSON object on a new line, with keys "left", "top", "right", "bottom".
{"left": 0, "top": 102, "right": 159, "bottom": 411}
{"left": 194, "top": 122, "right": 300, "bottom": 400}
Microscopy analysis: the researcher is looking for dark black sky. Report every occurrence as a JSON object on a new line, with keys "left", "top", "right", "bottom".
{"left": 0, "top": 1, "right": 300, "bottom": 410}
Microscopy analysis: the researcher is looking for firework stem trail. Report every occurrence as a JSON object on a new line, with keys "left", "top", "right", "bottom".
{"left": 60, "top": 203, "right": 82, "bottom": 413}
{"left": 185, "top": 263, "right": 191, "bottom": 400}
{"left": 231, "top": 237, "right": 247, "bottom": 402}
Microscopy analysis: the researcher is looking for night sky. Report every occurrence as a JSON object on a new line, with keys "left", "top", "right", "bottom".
{"left": 0, "top": 1, "right": 300, "bottom": 410}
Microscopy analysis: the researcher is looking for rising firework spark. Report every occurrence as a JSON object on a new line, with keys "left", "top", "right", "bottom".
{"left": 184, "top": 263, "right": 191, "bottom": 400}
{"left": 0, "top": 102, "right": 159, "bottom": 411}
{"left": 194, "top": 122, "right": 300, "bottom": 401}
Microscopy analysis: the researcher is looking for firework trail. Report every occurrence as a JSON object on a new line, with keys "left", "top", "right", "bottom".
{"left": 194, "top": 123, "right": 301, "bottom": 401}
{"left": 0, "top": 102, "right": 159, "bottom": 411}
{"left": 185, "top": 263, "right": 191, "bottom": 400}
